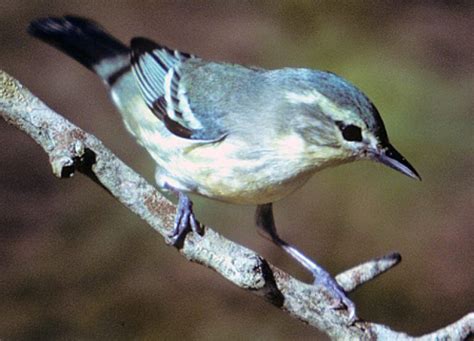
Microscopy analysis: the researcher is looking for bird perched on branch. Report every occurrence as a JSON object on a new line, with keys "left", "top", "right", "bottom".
{"left": 28, "top": 15, "right": 420, "bottom": 321}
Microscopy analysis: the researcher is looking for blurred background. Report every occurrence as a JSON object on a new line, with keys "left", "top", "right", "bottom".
{"left": 0, "top": 1, "right": 472, "bottom": 339}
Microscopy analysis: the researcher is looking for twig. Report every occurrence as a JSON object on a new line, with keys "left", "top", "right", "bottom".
{"left": 1, "top": 70, "right": 472, "bottom": 340}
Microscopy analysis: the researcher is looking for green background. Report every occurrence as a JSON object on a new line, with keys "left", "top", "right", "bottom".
{"left": 0, "top": 1, "right": 472, "bottom": 339}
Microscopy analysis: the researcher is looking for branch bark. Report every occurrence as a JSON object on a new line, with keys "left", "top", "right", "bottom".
{"left": 1, "top": 70, "right": 472, "bottom": 340}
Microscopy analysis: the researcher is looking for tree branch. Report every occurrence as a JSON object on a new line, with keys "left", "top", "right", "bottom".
{"left": 1, "top": 70, "right": 471, "bottom": 340}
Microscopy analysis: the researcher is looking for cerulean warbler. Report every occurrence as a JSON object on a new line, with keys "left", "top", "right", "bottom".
{"left": 28, "top": 15, "right": 420, "bottom": 321}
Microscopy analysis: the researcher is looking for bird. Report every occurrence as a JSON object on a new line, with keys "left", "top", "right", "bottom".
{"left": 28, "top": 15, "right": 420, "bottom": 321}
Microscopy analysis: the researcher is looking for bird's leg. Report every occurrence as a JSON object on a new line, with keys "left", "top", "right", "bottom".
{"left": 255, "top": 203, "right": 356, "bottom": 321}
{"left": 168, "top": 190, "right": 202, "bottom": 245}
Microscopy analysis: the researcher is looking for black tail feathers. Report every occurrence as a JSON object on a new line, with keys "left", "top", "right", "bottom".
{"left": 28, "top": 15, "right": 129, "bottom": 72}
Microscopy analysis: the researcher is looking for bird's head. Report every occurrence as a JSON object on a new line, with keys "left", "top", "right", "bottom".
{"left": 281, "top": 70, "right": 420, "bottom": 180}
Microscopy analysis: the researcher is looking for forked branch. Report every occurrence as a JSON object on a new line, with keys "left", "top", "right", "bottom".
{"left": 1, "top": 70, "right": 472, "bottom": 340}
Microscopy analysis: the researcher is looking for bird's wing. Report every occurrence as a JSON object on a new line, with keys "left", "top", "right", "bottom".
{"left": 130, "top": 37, "right": 227, "bottom": 141}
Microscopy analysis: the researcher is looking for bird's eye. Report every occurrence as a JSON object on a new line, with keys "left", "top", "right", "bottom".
{"left": 336, "top": 122, "right": 363, "bottom": 142}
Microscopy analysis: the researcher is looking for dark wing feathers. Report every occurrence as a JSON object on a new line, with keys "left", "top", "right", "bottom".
{"left": 130, "top": 37, "right": 224, "bottom": 141}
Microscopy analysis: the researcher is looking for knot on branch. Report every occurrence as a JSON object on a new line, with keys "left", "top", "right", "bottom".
{"left": 255, "top": 258, "right": 285, "bottom": 307}
{"left": 54, "top": 146, "right": 97, "bottom": 179}
{"left": 49, "top": 133, "right": 97, "bottom": 179}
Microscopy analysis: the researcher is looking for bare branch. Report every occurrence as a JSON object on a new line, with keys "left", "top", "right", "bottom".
{"left": 337, "top": 252, "right": 401, "bottom": 293}
{"left": 417, "top": 313, "right": 473, "bottom": 341}
{"left": 1, "top": 70, "right": 472, "bottom": 340}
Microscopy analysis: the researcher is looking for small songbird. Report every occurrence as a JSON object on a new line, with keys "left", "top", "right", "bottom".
{"left": 28, "top": 15, "right": 420, "bottom": 320}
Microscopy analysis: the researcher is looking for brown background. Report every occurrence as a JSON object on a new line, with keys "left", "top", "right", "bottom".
{"left": 0, "top": 1, "right": 473, "bottom": 340}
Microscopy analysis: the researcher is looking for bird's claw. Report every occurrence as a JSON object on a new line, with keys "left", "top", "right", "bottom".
{"left": 314, "top": 272, "right": 357, "bottom": 324}
{"left": 168, "top": 193, "right": 203, "bottom": 246}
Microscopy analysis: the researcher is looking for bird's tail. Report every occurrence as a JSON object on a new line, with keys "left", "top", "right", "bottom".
{"left": 28, "top": 15, "right": 130, "bottom": 85}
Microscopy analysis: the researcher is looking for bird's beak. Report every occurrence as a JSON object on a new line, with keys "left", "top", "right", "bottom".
{"left": 372, "top": 144, "right": 421, "bottom": 181}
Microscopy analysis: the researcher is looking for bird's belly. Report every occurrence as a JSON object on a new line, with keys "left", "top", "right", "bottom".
{"left": 156, "top": 140, "right": 316, "bottom": 205}
{"left": 197, "top": 169, "right": 314, "bottom": 204}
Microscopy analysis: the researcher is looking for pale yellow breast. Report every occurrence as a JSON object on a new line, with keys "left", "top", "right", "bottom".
{"left": 162, "top": 134, "right": 323, "bottom": 204}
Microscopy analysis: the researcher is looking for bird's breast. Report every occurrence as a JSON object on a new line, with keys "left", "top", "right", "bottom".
{"left": 158, "top": 134, "right": 320, "bottom": 204}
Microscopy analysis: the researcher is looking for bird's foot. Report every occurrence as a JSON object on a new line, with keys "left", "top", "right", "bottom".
{"left": 278, "top": 243, "right": 357, "bottom": 323}
{"left": 255, "top": 204, "right": 357, "bottom": 323}
{"left": 313, "top": 270, "right": 357, "bottom": 324}
{"left": 168, "top": 192, "right": 202, "bottom": 246}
